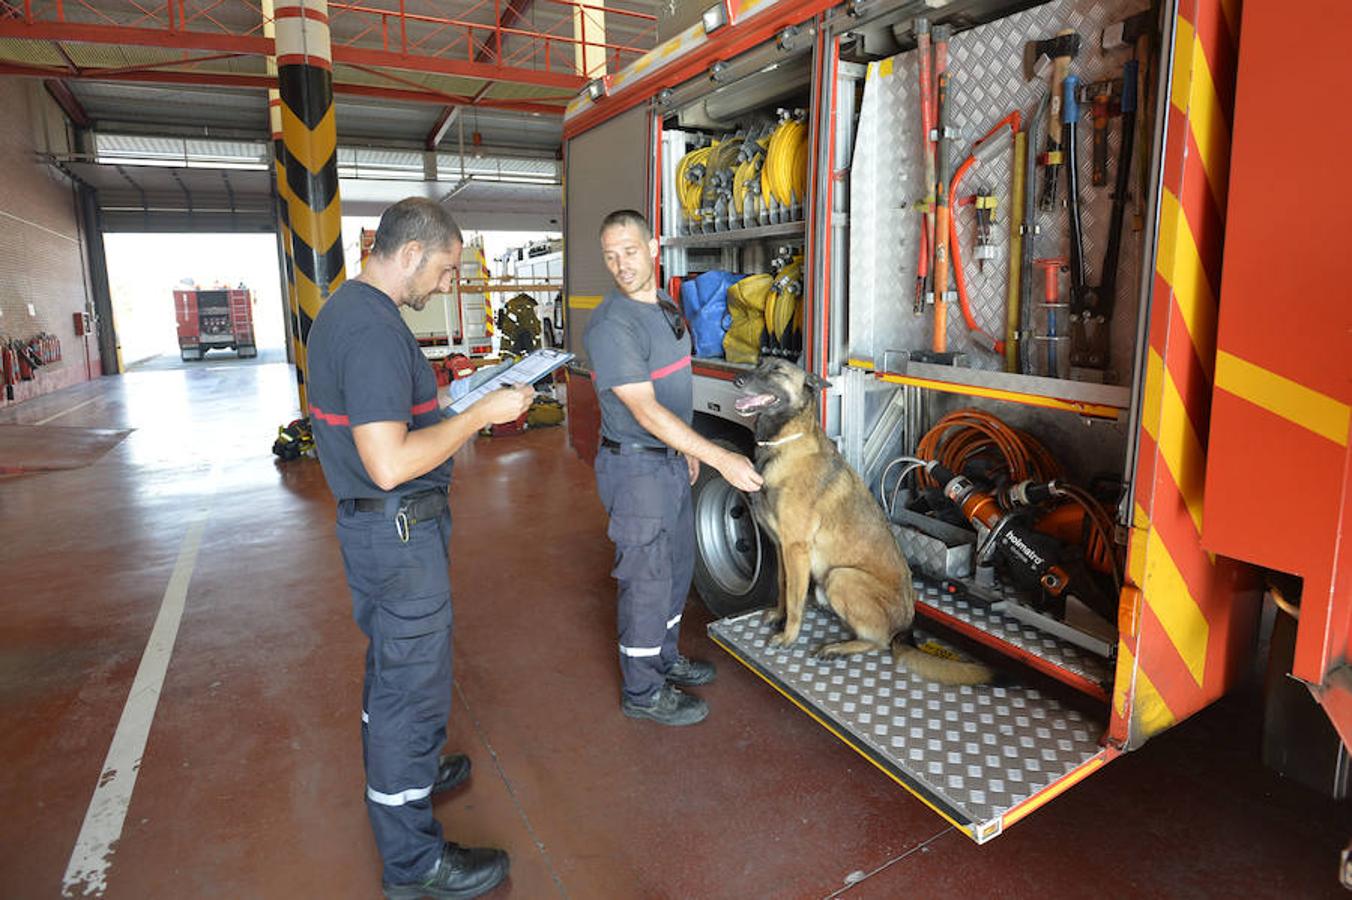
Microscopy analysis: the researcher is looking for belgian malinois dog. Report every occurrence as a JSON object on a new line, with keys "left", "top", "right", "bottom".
{"left": 733, "top": 358, "right": 991, "bottom": 685}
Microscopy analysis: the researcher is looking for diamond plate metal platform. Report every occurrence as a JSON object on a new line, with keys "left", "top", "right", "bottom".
{"left": 709, "top": 606, "right": 1108, "bottom": 841}
{"left": 910, "top": 574, "right": 1113, "bottom": 700}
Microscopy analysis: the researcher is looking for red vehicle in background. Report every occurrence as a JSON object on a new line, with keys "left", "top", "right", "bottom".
{"left": 174, "top": 287, "right": 257, "bottom": 361}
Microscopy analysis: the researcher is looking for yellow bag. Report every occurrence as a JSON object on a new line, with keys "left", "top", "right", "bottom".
{"left": 723, "top": 274, "right": 772, "bottom": 364}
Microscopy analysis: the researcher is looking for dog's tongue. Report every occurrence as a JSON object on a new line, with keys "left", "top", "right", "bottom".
{"left": 734, "top": 393, "right": 774, "bottom": 413}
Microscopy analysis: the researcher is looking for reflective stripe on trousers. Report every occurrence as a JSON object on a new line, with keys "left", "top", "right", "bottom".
{"left": 595, "top": 448, "right": 695, "bottom": 702}
{"left": 338, "top": 503, "right": 453, "bottom": 885}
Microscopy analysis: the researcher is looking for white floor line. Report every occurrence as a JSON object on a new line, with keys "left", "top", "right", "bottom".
{"left": 34, "top": 397, "right": 99, "bottom": 426}
{"left": 61, "top": 510, "right": 210, "bottom": 898}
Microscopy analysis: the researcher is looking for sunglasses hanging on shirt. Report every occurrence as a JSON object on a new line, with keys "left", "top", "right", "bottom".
{"left": 656, "top": 297, "right": 687, "bottom": 342}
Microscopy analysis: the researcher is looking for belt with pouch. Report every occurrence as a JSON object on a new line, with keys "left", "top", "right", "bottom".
{"left": 349, "top": 487, "right": 448, "bottom": 542}
{"left": 601, "top": 436, "right": 677, "bottom": 457}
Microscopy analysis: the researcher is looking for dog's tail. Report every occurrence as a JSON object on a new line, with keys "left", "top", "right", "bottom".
{"left": 890, "top": 632, "right": 994, "bottom": 686}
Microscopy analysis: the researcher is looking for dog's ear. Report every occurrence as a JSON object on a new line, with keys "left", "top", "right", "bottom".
{"left": 805, "top": 372, "right": 833, "bottom": 392}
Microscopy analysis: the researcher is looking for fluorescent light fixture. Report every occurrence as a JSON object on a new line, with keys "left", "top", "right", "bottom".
{"left": 702, "top": 4, "right": 727, "bottom": 33}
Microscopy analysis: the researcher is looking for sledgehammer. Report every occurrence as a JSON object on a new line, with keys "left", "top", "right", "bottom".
{"left": 1024, "top": 29, "right": 1080, "bottom": 210}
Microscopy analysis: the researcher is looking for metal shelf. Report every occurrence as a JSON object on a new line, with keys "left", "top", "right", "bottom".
{"left": 854, "top": 359, "right": 1132, "bottom": 419}
{"left": 662, "top": 220, "right": 806, "bottom": 248}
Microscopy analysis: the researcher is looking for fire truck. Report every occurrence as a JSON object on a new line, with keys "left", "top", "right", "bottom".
{"left": 174, "top": 286, "right": 257, "bottom": 361}
{"left": 377, "top": 232, "right": 500, "bottom": 360}
{"left": 561, "top": 0, "right": 1351, "bottom": 850}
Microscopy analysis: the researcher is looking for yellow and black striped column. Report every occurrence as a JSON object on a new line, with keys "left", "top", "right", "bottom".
{"left": 275, "top": 0, "right": 345, "bottom": 412}
{"left": 264, "top": 0, "right": 304, "bottom": 409}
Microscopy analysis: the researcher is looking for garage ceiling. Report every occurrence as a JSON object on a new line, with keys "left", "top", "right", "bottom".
{"left": 2, "top": 0, "right": 657, "bottom": 230}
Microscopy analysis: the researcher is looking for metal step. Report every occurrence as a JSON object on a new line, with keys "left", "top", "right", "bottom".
{"left": 911, "top": 575, "right": 1114, "bottom": 702}
{"left": 709, "top": 606, "right": 1110, "bottom": 842}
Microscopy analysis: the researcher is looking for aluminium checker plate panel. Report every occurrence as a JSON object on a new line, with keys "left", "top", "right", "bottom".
{"left": 709, "top": 604, "right": 1106, "bottom": 840}
{"left": 910, "top": 574, "right": 1113, "bottom": 690}
{"left": 848, "top": 0, "right": 1150, "bottom": 383}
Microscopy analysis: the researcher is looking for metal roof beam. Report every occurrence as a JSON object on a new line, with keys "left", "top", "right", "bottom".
{"left": 43, "top": 79, "right": 91, "bottom": 128}
{"left": 0, "top": 21, "right": 586, "bottom": 92}
{"left": 0, "top": 63, "right": 567, "bottom": 115}
{"left": 474, "top": 0, "right": 536, "bottom": 64}
{"left": 426, "top": 106, "right": 461, "bottom": 150}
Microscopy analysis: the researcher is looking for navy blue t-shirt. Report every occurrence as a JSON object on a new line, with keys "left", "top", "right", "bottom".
{"left": 584, "top": 288, "right": 692, "bottom": 446}
{"left": 307, "top": 280, "right": 451, "bottom": 500}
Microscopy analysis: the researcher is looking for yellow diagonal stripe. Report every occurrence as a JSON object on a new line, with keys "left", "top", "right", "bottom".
{"left": 1160, "top": 360, "right": 1207, "bottom": 535}
{"left": 879, "top": 57, "right": 894, "bottom": 79}
{"left": 1143, "top": 523, "right": 1209, "bottom": 688}
{"left": 288, "top": 195, "right": 342, "bottom": 250}
{"left": 1141, "top": 349, "right": 1206, "bottom": 534}
{"left": 1115, "top": 643, "right": 1177, "bottom": 739}
{"left": 294, "top": 268, "right": 324, "bottom": 322}
{"left": 1133, "top": 503, "right": 1152, "bottom": 531}
{"left": 280, "top": 103, "right": 337, "bottom": 173}
{"left": 1127, "top": 519, "right": 1149, "bottom": 589}
{"left": 1170, "top": 19, "right": 1231, "bottom": 214}
{"left": 1157, "top": 189, "right": 1217, "bottom": 380}
{"left": 1140, "top": 349, "right": 1164, "bottom": 452}
{"left": 1216, "top": 350, "right": 1351, "bottom": 447}
{"left": 273, "top": 159, "right": 290, "bottom": 200}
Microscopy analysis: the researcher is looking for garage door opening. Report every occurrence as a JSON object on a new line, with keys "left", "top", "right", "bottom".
{"left": 103, "top": 233, "right": 287, "bottom": 371}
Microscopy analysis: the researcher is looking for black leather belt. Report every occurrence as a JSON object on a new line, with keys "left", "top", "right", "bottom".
{"left": 347, "top": 487, "right": 448, "bottom": 540}
{"left": 601, "top": 436, "right": 674, "bottom": 456}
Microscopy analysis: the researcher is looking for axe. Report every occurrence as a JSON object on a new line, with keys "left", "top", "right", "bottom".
{"left": 1024, "top": 29, "right": 1080, "bottom": 210}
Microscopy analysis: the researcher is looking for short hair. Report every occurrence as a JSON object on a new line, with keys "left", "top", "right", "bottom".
{"left": 599, "top": 209, "right": 652, "bottom": 241}
{"left": 370, "top": 197, "right": 464, "bottom": 258}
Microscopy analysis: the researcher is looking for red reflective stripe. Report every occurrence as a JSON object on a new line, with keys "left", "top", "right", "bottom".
{"left": 309, "top": 405, "right": 350, "bottom": 426}
{"left": 411, "top": 398, "right": 438, "bottom": 416}
{"left": 650, "top": 355, "right": 691, "bottom": 381}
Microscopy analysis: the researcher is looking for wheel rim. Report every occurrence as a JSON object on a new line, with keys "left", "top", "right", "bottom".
{"left": 695, "top": 476, "right": 763, "bottom": 596}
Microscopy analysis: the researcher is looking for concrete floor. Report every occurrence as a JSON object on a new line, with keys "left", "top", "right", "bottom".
{"left": 2, "top": 359, "right": 1349, "bottom": 899}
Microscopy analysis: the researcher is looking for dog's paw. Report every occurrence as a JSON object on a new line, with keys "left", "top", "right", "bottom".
{"left": 811, "top": 643, "right": 836, "bottom": 659}
{"left": 762, "top": 607, "right": 786, "bottom": 626}
{"left": 768, "top": 629, "right": 795, "bottom": 648}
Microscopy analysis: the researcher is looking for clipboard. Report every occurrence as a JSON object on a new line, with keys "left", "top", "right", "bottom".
{"left": 443, "top": 347, "right": 575, "bottom": 416}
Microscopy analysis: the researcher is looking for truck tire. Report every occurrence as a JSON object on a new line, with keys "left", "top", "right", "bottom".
{"left": 691, "top": 437, "right": 778, "bottom": 618}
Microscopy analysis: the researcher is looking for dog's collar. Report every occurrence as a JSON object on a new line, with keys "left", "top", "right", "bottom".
{"left": 757, "top": 431, "right": 804, "bottom": 448}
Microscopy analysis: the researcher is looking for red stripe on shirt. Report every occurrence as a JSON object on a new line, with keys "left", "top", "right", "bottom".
{"left": 650, "top": 355, "right": 691, "bottom": 381}
{"left": 410, "top": 398, "right": 438, "bottom": 416}
{"left": 310, "top": 405, "right": 350, "bottom": 426}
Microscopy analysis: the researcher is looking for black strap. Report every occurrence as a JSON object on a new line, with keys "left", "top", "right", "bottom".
{"left": 601, "top": 436, "right": 671, "bottom": 455}
{"left": 348, "top": 487, "right": 447, "bottom": 516}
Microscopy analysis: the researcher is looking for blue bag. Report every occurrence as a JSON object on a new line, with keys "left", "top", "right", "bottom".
{"left": 680, "top": 271, "right": 744, "bottom": 358}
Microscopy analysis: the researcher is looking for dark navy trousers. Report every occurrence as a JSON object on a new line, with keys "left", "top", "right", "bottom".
{"left": 337, "top": 502, "right": 454, "bottom": 885}
{"left": 595, "top": 447, "right": 696, "bottom": 703}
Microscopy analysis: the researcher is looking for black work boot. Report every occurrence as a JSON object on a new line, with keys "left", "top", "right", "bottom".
{"left": 432, "top": 754, "right": 470, "bottom": 796}
{"left": 620, "top": 683, "right": 709, "bottom": 726}
{"left": 382, "top": 842, "right": 509, "bottom": 900}
{"left": 665, "top": 654, "right": 716, "bottom": 686}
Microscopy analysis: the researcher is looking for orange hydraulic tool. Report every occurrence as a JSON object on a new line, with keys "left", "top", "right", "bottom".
{"left": 931, "top": 24, "right": 953, "bottom": 353}
{"left": 947, "top": 111, "right": 1021, "bottom": 356}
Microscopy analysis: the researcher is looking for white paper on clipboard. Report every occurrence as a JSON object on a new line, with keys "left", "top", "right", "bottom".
{"left": 443, "top": 348, "right": 574, "bottom": 416}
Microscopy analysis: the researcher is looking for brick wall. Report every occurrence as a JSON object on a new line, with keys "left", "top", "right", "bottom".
{"left": 0, "top": 80, "right": 100, "bottom": 408}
